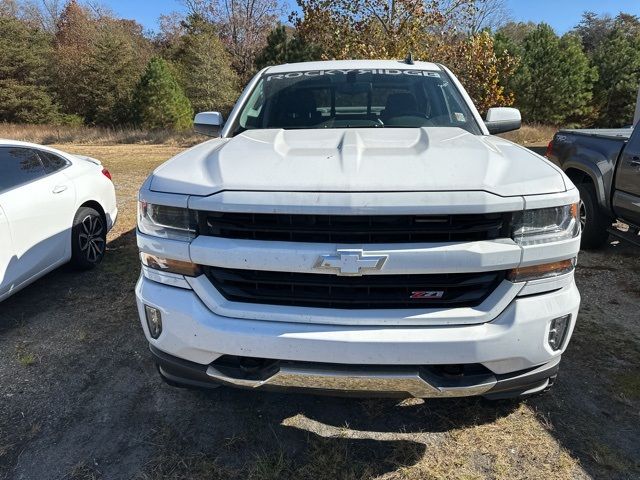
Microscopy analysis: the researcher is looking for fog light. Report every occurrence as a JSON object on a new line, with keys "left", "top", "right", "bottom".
{"left": 548, "top": 314, "right": 570, "bottom": 351}
{"left": 145, "top": 305, "right": 162, "bottom": 339}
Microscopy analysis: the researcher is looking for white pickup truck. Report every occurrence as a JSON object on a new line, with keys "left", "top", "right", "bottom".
{"left": 136, "top": 60, "right": 581, "bottom": 400}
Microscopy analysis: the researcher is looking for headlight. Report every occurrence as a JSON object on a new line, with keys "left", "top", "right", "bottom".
{"left": 137, "top": 201, "right": 197, "bottom": 241}
{"left": 512, "top": 204, "right": 579, "bottom": 245}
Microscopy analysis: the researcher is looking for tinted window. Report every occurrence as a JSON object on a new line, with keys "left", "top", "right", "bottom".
{"left": 233, "top": 69, "right": 481, "bottom": 135}
{"left": 38, "top": 151, "right": 69, "bottom": 174}
{"left": 0, "top": 147, "right": 46, "bottom": 192}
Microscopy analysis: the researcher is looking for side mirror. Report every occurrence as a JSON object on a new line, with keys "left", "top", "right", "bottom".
{"left": 194, "top": 112, "right": 224, "bottom": 137}
{"left": 485, "top": 107, "right": 521, "bottom": 135}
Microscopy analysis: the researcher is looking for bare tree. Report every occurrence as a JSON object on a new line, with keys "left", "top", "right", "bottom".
{"left": 83, "top": 0, "right": 115, "bottom": 19}
{"left": 401, "top": 0, "right": 493, "bottom": 36}
{"left": 220, "top": 0, "right": 282, "bottom": 79}
{"left": 0, "top": 0, "right": 20, "bottom": 17}
{"left": 468, "top": 0, "right": 510, "bottom": 34}
{"left": 20, "top": 0, "right": 64, "bottom": 31}
{"left": 157, "top": 11, "right": 187, "bottom": 46}
{"left": 181, "top": 0, "right": 218, "bottom": 22}
{"left": 182, "top": 0, "right": 283, "bottom": 81}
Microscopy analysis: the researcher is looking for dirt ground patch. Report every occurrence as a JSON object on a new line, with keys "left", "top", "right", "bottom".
{"left": 0, "top": 144, "right": 639, "bottom": 480}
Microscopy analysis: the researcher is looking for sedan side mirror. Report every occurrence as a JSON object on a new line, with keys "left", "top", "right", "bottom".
{"left": 194, "top": 112, "right": 224, "bottom": 137}
{"left": 485, "top": 107, "right": 521, "bottom": 135}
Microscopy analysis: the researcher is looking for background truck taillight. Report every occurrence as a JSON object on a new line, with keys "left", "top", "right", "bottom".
{"left": 545, "top": 140, "right": 554, "bottom": 158}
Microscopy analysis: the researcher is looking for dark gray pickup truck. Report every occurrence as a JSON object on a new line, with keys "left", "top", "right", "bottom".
{"left": 547, "top": 127, "right": 640, "bottom": 248}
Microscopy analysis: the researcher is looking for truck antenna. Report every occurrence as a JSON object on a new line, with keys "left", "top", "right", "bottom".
{"left": 405, "top": 52, "right": 414, "bottom": 65}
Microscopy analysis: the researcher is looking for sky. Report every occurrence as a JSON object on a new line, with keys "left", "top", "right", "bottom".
{"left": 102, "top": 0, "right": 640, "bottom": 34}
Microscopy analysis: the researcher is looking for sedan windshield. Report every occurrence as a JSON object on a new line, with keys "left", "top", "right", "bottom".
{"left": 232, "top": 68, "right": 481, "bottom": 135}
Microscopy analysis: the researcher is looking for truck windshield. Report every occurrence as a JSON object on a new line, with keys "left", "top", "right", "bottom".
{"left": 232, "top": 68, "right": 482, "bottom": 135}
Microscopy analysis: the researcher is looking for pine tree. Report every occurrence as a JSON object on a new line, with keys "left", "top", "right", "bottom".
{"left": 493, "top": 31, "right": 522, "bottom": 103}
{"left": 0, "top": 16, "right": 59, "bottom": 123}
{"left": 171, "top": 15, "right": 239, "bottom": 116}
{"left": 54, "top": 0, "right": 152, "bottom": 125}
{"left": 558, "top": 33, "right": 598, "bottom": 125}
{"left": 511, "top": 24, "right": 596, "bottom": 125}
{"left": 591, "top": 26, "right": 640, "bottom": 127}
{"left": 77, "top": 22, "right": 149, "bottom": 125}
{"left": 53, "top": 0, "right": 95, "bottom": 118}
{"left": 133, "top": 57, "right": 193, "bottom": 130}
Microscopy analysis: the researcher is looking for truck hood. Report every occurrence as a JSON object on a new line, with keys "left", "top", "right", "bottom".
{"left": 150, "top": 128, "right": 566, "bottom": 197}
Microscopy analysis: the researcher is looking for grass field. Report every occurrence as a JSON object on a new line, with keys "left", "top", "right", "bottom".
{"left": 0, "top": 123, "right": 201, "bottom": 147}
{"left": 0, "top": 137, "right": 639, "bottom": 479}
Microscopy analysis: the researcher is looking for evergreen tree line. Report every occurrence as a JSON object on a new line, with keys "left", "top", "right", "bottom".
{"left": 0, "top": 0, "right": 240, "bottom": 130}
{"left": 494, "top": 14, "right": 640, "bottom": 127}
{"left": 0, "top": 0, "right": 639, "bottom": 130}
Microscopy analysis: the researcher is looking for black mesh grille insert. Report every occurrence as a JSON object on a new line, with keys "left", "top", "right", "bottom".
{"left": 199, "top": 212, "right": 512, "bottom": 244}
{"left": 204, "top": 267, "right": 506, "bottom": 309}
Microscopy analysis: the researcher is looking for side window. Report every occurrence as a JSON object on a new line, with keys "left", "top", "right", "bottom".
{"left": 0, "top": 147, "right": 46, "bottom": 192}
{"left": 38, "top": 151, "right": 69, "bottom": 174}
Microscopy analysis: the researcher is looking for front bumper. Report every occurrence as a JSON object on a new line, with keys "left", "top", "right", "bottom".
{"left": 136, "top": 275, "right": 579, "bottom": 398}
{"left": 151, "top": 344, "right": 560, "bottom": 399}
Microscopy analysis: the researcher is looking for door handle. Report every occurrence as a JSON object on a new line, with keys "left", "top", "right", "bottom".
{"left": 52, "top": 185, "right": 68, "bottom": 194}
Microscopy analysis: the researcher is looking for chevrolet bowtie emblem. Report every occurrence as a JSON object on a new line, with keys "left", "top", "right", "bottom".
{"left": 314, "top": 250, "right": 388, "bottom": 276}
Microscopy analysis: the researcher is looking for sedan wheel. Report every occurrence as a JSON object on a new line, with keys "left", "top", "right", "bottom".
{"left": 71, "top": 206, "right": 106, "bottom": 269}
{"left": 78, "top": 214, "right": 105, "bottom": 263}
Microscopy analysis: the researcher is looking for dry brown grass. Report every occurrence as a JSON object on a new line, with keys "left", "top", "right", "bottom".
{"left": 278, "top": 403, "right": 584, "bottom": 480}
{"left": 499, "top": 124, "right": 558, "bottom": 148}
{"left": 405, "top": 405, "right": 581, "bottom": 479}
{"left": 131, "top": 404, "right": 585, "bottom": 480}
{"left": 0, "top": 123, "right": 201, "bottom": 147}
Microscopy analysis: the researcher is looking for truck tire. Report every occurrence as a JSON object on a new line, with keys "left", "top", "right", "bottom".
{"left": 577, "top": 182, "right": 610, "bottom": 249}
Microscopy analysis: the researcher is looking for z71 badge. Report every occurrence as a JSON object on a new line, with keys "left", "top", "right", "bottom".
{"left": 410, "top": 291, "right": 445, "bottom": 299}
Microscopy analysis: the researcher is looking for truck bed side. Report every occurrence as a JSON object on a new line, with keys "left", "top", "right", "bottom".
{"left": 548, "top": 129, "right": 628, "bottom": 210}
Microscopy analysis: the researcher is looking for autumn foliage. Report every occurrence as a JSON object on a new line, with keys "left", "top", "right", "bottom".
{"left": 291, "top": 0, "right": 517, "bottom": 113}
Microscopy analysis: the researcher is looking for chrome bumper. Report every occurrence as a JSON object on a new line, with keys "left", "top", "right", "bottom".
{"left": 206, "top": 363, "right": 497, "bottom": 398}
{"left": 151, "top": 345, "right": 560, "bottom": 399}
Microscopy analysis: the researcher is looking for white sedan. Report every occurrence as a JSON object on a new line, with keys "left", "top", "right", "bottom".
{"left": 0, "top": 140, "right": 117, "bottom": 302}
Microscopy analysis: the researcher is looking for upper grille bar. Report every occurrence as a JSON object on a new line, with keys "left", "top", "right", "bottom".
{"left": 199, "top": 212, "right": 512, "bottom": 243}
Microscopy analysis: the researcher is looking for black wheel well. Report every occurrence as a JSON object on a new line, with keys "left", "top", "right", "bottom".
{"left": 565, "top": 168, "right": 592, "bottom": 186}
{"left": 79, "top": 201, "right": 106, "bottom": 225}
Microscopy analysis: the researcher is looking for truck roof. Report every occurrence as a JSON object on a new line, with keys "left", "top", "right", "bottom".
{"left": 265, "top": 59, "right": 442, "bottom": 74}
